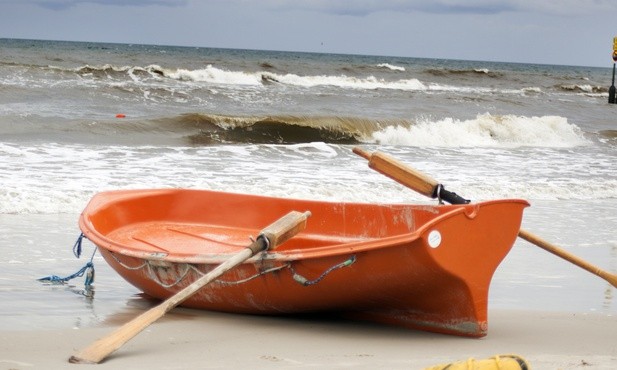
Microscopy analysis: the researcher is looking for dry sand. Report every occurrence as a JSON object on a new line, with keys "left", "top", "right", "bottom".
{"left": 0, "top": 308, "right": 615, "bottom": 369}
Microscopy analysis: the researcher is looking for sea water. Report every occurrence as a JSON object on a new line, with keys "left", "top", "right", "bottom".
{"left": 1, "top": 39, "right": 615, "bottom": 330}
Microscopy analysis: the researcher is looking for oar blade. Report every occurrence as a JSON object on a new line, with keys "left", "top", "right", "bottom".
{"left": 69, "top": 305, "right": 167, "bottom": 364}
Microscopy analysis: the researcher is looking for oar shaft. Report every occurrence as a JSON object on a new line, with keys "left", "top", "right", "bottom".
{"left": 518, "top": 229, "right": 617, "bottom": 288}
{"left": 69, "top": 210, "right": 311, "bottom": 364}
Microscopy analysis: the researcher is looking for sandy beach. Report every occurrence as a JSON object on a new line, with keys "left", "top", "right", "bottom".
{"left": 0, "top": 308, "right": 614, "bottom": 369}
{"left": 1, "top": 211, "right": 615, "bottom": 369}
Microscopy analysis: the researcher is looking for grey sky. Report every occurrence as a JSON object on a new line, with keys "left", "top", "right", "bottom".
{"left": 1, "top": 0, "right": 615, "bottom": 67}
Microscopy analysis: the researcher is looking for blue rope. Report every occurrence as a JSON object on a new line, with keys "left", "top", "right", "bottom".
{"left": 38, "top": 233, "right": 97, "bottom": 288}
{"left": 73, "top": 232, "right": 86, "bottom": 258}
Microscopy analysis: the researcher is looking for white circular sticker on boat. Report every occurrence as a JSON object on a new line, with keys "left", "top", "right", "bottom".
{"left": 428, "top": 230, "right": 442, "bottom": 248}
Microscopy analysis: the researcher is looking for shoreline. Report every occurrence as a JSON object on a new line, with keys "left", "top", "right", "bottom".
{"left": 0, "top": 308, "right": 615, "bottom": 369}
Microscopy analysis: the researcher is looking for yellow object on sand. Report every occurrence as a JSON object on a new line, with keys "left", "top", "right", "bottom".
{"left": 423, "top": 354, "right": 529, "bottom": 370}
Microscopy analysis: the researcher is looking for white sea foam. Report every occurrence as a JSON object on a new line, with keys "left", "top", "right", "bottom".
{"left": 263, "top": 72, "right": 427, "bottom": 90}
{"left": 7, "top": 62, "right": 546, "bottom": 98}
{"left": 376, "top": 63, "right": 405, "bottom": 71}
{"left": 167, "top": 65, "right": 263, "bottom": 85}
{"left": 162, "top": 65, "right": 427, "bottom": 90}
{"left": 372, "top": 114, "right": 590, "bottom": 148}
{"left": 157, "top": 66, "right": 551, "bottom": 96}
{"left": 1, "top": 137, "right": 615, "bottom": 215}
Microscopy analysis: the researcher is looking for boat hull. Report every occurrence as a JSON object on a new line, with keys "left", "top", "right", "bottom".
{"left": 79, "top": 189, "right": 528, "bottom": 337}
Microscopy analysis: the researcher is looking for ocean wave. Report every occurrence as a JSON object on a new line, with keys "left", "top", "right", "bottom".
{"left": 376, "top": 63, "right": 405, "bottom": 71}
{"left": 0, "top": 112, "right": 592, "bottom": 148}
{"left": 600, "top": 129, "right": 617, "bottom": 139}
{"left": 557, "top": 84, "right": 607, "bottom": 93}
{"left": 47, "top": 63, "right": 168, "bottom": 81}
{"left": 10, "top": 114, "right": 381, "bottom": 145}
{"left": 163, "top": 114, "right": 380, "bottom": 145}
{"left": 599, "top": 130, "right": 617, "bottom": 145}
{"left": 424, "top": 67, "right": 504, "bottom": 78}
{"left": 73, "top": 64, "right": 131, "bottom": 76}
{"left": 59, "top": 64, "right": 611, "bottom": 98}
{"left": 43, "top": 62, "right": 430, "bottom": 90}
{"left": 52, "top": 63, "right": 428, "bottom": 90}
{"left": 137, "top": 113, "right": 590, "bottom": 148}
{"left": 372, "top": 114, "right": 590, "bottom": 148}
{"left": 164, "top": 65, "right": 428, "bottom": 90}
{"left": 167, "top": 65, "right": 264, "bottom": 85}
{"left": 522, "top": 87, "right": 543, "bottom": 94}
{"left": 135, "top": 113, "right": 591, "bottom": 149}
{"left": 19, "top": 63, "right": 562, "bottom": 96}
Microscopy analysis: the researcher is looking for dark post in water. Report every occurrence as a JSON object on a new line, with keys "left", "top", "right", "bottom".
{"left": 610, "top": 37, "right": 617, "bottom": 104}
{"left": 610, "top": 63, "right": 616, "bottom": 104}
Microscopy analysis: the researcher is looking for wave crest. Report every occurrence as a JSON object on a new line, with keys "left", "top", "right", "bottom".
{"left": 372, "top": 114, "right": 589, "bottom": 148}
{"left": 161, "top": 65, "right": 426, "bottom": 90}
{"left": 376, "top": 63, "right": 405, "bottom": 71}
{"left": 558, "top": 84, "right": 607, "bottom": 94}
{"left": 425, "top": 67, "right": 504, "bottom": 78}
{"left": 1, "top": 111, "right": 591, "bottom": 148}
{"left": 40, "top": 63, "right": 603, "bottom": 97}
{"left": 126, "top": 113, "right": 591, "bottom": 148}
{"left": 154, "top": 113, "right": 386, "bottom": 145}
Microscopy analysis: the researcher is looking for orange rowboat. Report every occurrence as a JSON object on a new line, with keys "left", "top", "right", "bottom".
{"left": 79, "top": 189, "right": 528, "bottom": 337}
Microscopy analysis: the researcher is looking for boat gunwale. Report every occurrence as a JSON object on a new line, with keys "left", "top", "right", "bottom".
{"left": 79, "top": 189, "right": 529, "bottom": 264}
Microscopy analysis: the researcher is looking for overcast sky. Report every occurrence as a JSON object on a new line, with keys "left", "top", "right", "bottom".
{"left": 1, "top": 0, "right": 615, "bottom": 67}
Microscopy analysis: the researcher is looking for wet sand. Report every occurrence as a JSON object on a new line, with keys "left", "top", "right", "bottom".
{"left": 0, "top": 308, "right": 615, "bottom": 369}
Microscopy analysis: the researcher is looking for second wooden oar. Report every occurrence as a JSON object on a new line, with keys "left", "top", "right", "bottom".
{"left": 69, "top": 210, "right": 312, "bottom": 364}
{"left": 353, "top": 147, "right": 617, "bottom": 289}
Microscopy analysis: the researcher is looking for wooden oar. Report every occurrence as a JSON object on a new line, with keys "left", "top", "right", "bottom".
{"left": 353, "top": 147, "right": 617, "bottom": 289}
{"left": 69, "top": 210, "right": 312, "bottom": 364}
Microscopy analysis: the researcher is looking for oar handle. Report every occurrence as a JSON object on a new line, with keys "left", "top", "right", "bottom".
{"left": 353, "top": 147, "right": 437, "bottom": 196}
{"left": 352, "top": 147, "right": 469, "bottom": 204}
{"left": 257, "top": 210, "right": 312, "bottom": 251}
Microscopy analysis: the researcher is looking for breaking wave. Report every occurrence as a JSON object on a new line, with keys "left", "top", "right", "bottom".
{"left": 557, "top": 84, "right": 607, "bottom": 94}
{"left": 6, "top": 112, "right": 587, "bottom": 148}
{"left": 45, "top": 63, "right": 426, "bottom": 90}
{"left": 372, "top": 114, "right": 590, "bottom": 148}
{"left": 167, "top": 65, "right": 427, "bottom": 90}
{"left": 599, "top": 130, "right": 617, "bottom": 146}
{"left": 424, "top": 67, "right": 504, "bottom": 78}
{"left": 376, "top": 63, "right": 405, "bottom": 71}
{"left": 13, "top": 63, "right": 602, "bottom": 98}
